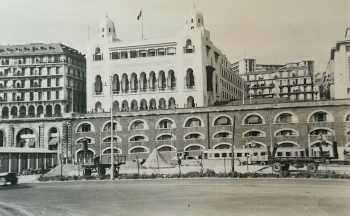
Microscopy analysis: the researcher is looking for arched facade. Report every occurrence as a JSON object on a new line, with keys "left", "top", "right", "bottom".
{"left": 183, "top": 116, "right": 203, "bottom": 128}
{"left": 128, "top": 146, "right": 150, "bottom": 154}
{"left": 274, "top": 112, "right": 298, "bottom": 124}
{"left": 308, "top": 110, "right": 334, "bottom": 123}
{"left": 242, "top": 113, "right": 265, "bottom": 125}
{"left": 76, "top": 122, "right": 95, "bottom": 133}
{"left": 128, "top": 119, "right": 148, "bottom": 131}
{"left": 213, "top": 115, "right": 233, "bottom": 126}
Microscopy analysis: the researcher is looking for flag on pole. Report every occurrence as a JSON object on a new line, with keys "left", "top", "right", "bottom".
{"left": 137, "top": 10, "right": 142, "bottom": 20}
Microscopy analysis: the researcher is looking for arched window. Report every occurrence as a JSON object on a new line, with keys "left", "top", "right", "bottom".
{"left": 140, "top": 72, "right": 147, "bottom": 91}
{"left": 156, "top": 134, "right": 174, "bottom": 141}
{"left": 16, "top": 128, "right": 35, "bottom": 148}
{"left": 184, "top": 133, "right": 203, "bottom": 140}
{"left": 309, "top": 111, "right": 333, "bottom": 123}
{"left": 94, "top": 75, "right": 103, "bottom": 95}
{"left": 168, "top": 97, "right": 176, "bottom": 109}
{"left": 184, "top": 144, "right": 204, "bottom": 151}
{"left": 159, "top": 98, "right": 166, "bottom": 109}
{"left": 0, "top": 130, "right": 5, "bottom": 147}
{"left": 54, "top": 104, "right": 61, "bottom": 116}
{"left": 121, "top": 100, "right": 129, "bottom": 112}
{"left": 213, "top": 116, "right": 232, "bottom": 126}
{"left": 1, "top": 107, "right": 9, "bottom": 119}
{"left": 213, "top": 143, "right": 231, "bottom": 150}
{"left": 157, "top": 145, "right": 176, "bottom": 152}
{"left": 37, "top": 105, "right": 43, "bottom": 116}
{"left": 27, "top": 105, "right": 35, "bottom": 117}
{"left": 19, "top": 106, "right": 26, "bottom": 117}
{"left": 186, "top": 96, "right": 195, "bottom": 108}
{"left": 129, "top": 120, "right": 147, "bottom": 131}
{"left": 186, "top": 68, "right": 195, "bottom": 88}
{"left": 168, "top": 70, "right": 176, "bottom": 89}
{"left": 129, "top": 135, "right": 148, "bottom": 142}
{"left": 102, "top": 137, "right": 120, "bottom": 144}
{"left": 149, "top": 71, "right": 156, "bottom": 91}
{"left": 112, "top": 101, "right": 120, "bottom": 112}
{"left": 95, "top": 102, "right": 102, "bottom": 113}
{"left": 277, "top": 142, "right": 299, "bottom": 148}
{"left": 158, "top": 118, "right": 175, "bottom": 129}
{"left": 48, "top": 127, "right": 58, "bottom": 150}
{"left": 103, "top": 121, "right": 121, "bottom": 132}
{"left": 121, "top": 74, "right": 129, "bottom": 93}
{"left": 243, "top": 114, "right": 264, "bottom": 125}
{"left": 274, "top": 112, "right": 297, "bottom": 124}
{"left": 184, "top": 117, "right": 202, "bottom": 128}
{"left": 243, "top": 130, "right": 265, "bottom": 138}
{"left": 131, "top": 100, "right": 138, "bottom": 111}
{"left": 76, "top": 122, "right": 94, "bottom": 133}
{"left": 130, "top": 73, "right": 138, "bottom": 92}
{"left": 243, "top": 142, "right": 266, "bottom": 149}
{"left": 345, "top": 113, "right": 350, "bottom": 122}
{"left": 76, "top": 149, "right": 95, "bottom": 163}
{"left": 112, "top": 74, "right": 120, "bottom": 93}
{"left": 103, "top": 148, "right": 121, "bottom": 155}
{"left": 140, "top": 99, "right": 148, "bottom": 111}
{"left": 158, "top": 71, "right": 166, "bottom": 90}
{"left": 213, "top": 131, "right": 232, "bottom": 139}
{"left": 310, "top": 128, "right": 333, "bottom": 136}
{"left": 11, "top": 106, "right": 18, "bottom": 117}
{"left": 129, "top": 146, "right": 149, "bottom": 154}
{"left": 45, "top": 105, "right": 52, "bottom": 117}
{"left": 275, "top": 129, "right": 298, "bottom": 137}
{"left": 149, "top": 99, "right": 157, "bottom": 110}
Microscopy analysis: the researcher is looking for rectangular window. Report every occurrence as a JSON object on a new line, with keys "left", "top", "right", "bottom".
{"left": 130, "top": 50, "right": 138, "bottom": 58}
{"left": 47, "top": 91, "right": 51, "bottom": 100}
{"left": 120, "top": 51, "right": 128, "bottom": 59}
{"left": 111, "top": 52, "right": 120, "bottom": 60}
{"left": 30, "top": 92, "right": 34, "bottom": 101}
{"left": 56, "top": 78, "right": 60, "bottom": 87}
{"left": 237, "top": 153, "right": 242, "bottom": 157}
{"left": 56, "top": 91, "right": 60, "bottom": 99}
{"left": 38, "top": 92, "right": 42, "bottom": 100}
{"left": 139, "top": 50, "right": 147, "bottom": 57}
{"left": 166, "top": 47, "right": 176, "bottom": 55}
{"left": 47, "top": 78, "right": 51, "bottom": 87}
{"left": 157, "top": 48, "right": 165, "bottom": 56}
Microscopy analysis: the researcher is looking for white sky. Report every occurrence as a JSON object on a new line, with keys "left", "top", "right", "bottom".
{"left": 0, "top": 0, "right": 348, "bottom": 72}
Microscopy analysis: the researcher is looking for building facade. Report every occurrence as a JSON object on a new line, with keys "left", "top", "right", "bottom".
{"left": 233, "top": 59, "right": 317, "bottom": 101}
{"left": 68, "top": 99, "right": 350, "bottom": 165}
{"left": 0, "top": 43, "right": 86, "bottom": 119}
{"left": 87, "top": 7, "right": 245, "bottom": 113}
{"left": 325, "top": 28, "right": 350, "bottom": 99}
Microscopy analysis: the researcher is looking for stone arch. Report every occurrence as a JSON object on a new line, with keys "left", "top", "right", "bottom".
{"left": 11, "top": 106, "right": 18, "bottom": 117}
{"left": 213, "top": 115, "right": 233, "bottom": 126}
{"left": 156, "top": 133, "right": 175, "bottom": 141}
{"left": 244, "top": 141, "right": 267, "bottom": 149}
{"left": 157, "top": 145, "right": 176, "bottom": 152}
{"left": 128, "top": 119, "right": 149, "bottom": 131}
{"left": 149, "top": 71, "right": 156, "bottom": 90}
{"left": 112, "top": 101, "right": 120, "bottom": 112}
{"left": 307, "top": 110, "right": 334, "bottom": 123}
{"left": 75, "top": 148, "right": 95, "bottom": 163}
{"left": 37, "top": 105, "right": 44, "bottom": 117}
{"left": 54, "top": 104, "right": 61, "bottom": 116}
{"left": 213, "top": 143, "right": 232, "bottom": 150}
{"left": 274, "top": 111, "right": 298, "bottom": 124}
{"left": 242, "top": 129, "right": 266, "bottom": 138}
{"left": 76, "top": 122, "right": 95, "bottom": 133}
{"left": 274, "top": 128, "right": 299, "bottom": 137}
{"left": 186, "top": 96, "right": 195, "bottom": 108}
{"left": 102, "top": 147, "right": 122, "bottom": 155}
{"left": 184, "top": 144, "right": 205, "bottom": 151}
{"left": 1, "top": 106, "right": 9, "bottom": 119}
{"left": 102, "top": 136, "right": 122, "bottom": 144}
{"left": 156, "top": 118, "right": 176, "bottom": 129}
{"left": 149, "top": 99, "right": 157, "bottom": 110}
{"left": 213, "top": 130, "right": 233, "bottom": 139}
{"left": 19, "top": 105, "right": 26, "bottom": 118}
{"left": 128, "top": 134, "right": 149, "bottom": 142}
{"left": 276, "top": 141, "right": 300, "bottom": 148}
{"left": 130, "top": 73, "right": 138, "bottom": 92}
{"left": 112, "top": 74, "right": 120, "bottom": 93}
{"left": 121, "top": 73, "right": 129, "bottom": 93}
{"left": 48, "top": 127, "right": 59, "bottom": 150}
{"left": 45, "top": 105, "right": 52, "bottom": 117}
{"left": 28, "top": 105, "right": 35, "bottom": 117}
{"left": 183, "top": 116, "right": 204, "bottom": 128}
{"left": 0, "top": 129, "right": 6, "bottom": 147}
{"left": 184, "top": 132, "right": 204, "bottom": 140}
{"left": 16, "top": 128, "right": 36, "bottom": 148}
{"left": 102, "top": 120, "right": 122, "bottom": 132}
{"left": 242, "top": 113, "right": 265, "bottom": 125}
{"left": 309, "top": 127, "right": 334, "bottom": 136}
{"left": 128, "top": 146, "right": 150, "bottom": 154}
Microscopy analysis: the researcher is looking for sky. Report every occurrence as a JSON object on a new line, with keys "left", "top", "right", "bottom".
{"left": 0, "top": 0, "right": 348, "bottom": 72}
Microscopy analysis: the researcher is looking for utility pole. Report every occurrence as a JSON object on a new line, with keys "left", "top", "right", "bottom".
{"left": 231, "top": 115, "right": 236, "bottom": 177}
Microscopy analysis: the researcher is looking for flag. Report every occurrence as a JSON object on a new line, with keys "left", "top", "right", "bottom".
{"left": 137, "top": 10, "right": 142, "bottom": 20}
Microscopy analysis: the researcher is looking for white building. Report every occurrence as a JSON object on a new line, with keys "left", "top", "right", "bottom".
{"left": 326, "top": 27, "right": 350, "bottom": 99}
{"left": 86, "top": 6, "right": 245, "bottom": 113}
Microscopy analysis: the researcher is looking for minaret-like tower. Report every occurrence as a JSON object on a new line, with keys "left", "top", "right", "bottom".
{"left": 99, "top": 14, "right": 118, "bottom": 43}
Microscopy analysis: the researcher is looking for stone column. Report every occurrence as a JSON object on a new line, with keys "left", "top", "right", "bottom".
{"left": 36, "top": 153, "right": 39, "bottom": 169}
{"left": 39, "top": 124, "right": 45, "bottom": 149}
{"left": 18, "top": 153, "right": 21, "bottom": 173}
{"left": 8, "top": 153, "right": 11, "bottom": 172}
{"left": 7, "top": 126, "right": 14, "bottom": 147}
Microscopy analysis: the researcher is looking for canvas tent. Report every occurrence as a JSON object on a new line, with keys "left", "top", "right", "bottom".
{"left": 143, "top": 149, "right": 174, "bottom": 169}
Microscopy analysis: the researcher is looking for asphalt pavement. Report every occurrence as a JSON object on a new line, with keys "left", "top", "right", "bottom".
{"left": 0, "top": 178, "right": 350, "bottom": 216}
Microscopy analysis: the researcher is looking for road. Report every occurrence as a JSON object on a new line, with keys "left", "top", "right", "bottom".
{"left": 0, "top": 178, "right": 350, "bottom": 216}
